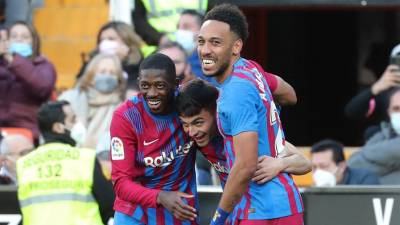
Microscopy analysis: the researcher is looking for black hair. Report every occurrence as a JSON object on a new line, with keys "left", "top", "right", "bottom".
{"left": 181, "top": 9, "right": 204, "bottom": 27}
{"left": 176, "top": 79, "right": 219, "bottom": 117}
{"left": 138, "top": 53, "right": 176, "bottom": 82}
{"left": 37, "top": 101, "right": 70, "bottom": 135}
{"left": 311, "top": 139, "right": 345, "bottom": 164}
{"left": 203, "top": 3, "right": 249, "bottom": 42}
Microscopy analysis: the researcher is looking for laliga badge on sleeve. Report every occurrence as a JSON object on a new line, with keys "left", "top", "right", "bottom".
{"left": 111, "top": 137, "right": 125, "bottom": 160}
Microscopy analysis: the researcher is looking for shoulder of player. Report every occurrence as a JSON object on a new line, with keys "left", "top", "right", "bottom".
{"left": 114, "top": 97, "right": 143, "bottom": 115}
{"left": 223, "top": 76, "right": 259, "bottom": 95}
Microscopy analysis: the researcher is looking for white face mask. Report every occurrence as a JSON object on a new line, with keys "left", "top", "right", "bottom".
{"left": 70, "top": 122, "right": 87, "bottom": 146}
{"left": 313, "top": 169, "right": 336, "bottom": 187}
{"left": 174, "top": 29, "right": 196, "bottom": 53}
{"left": 390, "top": 112, "right": 400, "bottom": 135}
{"left": 99, "top": 39, "right": 119, "bottom": 55}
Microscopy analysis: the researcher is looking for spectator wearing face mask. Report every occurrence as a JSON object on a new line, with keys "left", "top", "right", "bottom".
{"left": 175, "top": 9, "right": 210, "bottom": 82}
{"left": 77, "top": 21, "right": 144, "bottom": 92}
{"left": 0, "top": 21, "right": 57, "bottom": 142}
{"left": 59, "top": 54, "right": 125, "bottom": 149}
{"left": 348, "top": 87, "right": 400, "bottom": 184}
{"left": 311, "top": 139, "right": 379, "bottom": 187}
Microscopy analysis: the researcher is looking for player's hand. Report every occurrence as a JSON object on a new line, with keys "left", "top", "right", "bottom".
{"left": 371, "top": 65, "right": 400, "bottom": 95}
{"left": 252, "top": 156, "right": 285, "bottom": 184}
{"left": 157, "top": 191, "right": 197, "bottom": 221}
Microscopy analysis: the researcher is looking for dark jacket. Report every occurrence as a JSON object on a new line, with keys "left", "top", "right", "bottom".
{"left": 0, "top": 54, "right": 56, "bottom": 139}
{"left": 340, "top": 167, "right": 380, "bottom": 185}
{"left": 348, "top": 122, "right": 400, "bottom": 184}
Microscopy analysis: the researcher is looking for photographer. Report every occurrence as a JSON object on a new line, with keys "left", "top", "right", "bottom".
{"left": 345, "top": 46, "right": 400, "bottom": 142}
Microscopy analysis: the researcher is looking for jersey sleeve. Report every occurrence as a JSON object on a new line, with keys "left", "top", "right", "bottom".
{"left": 110, "top": 108, "right": 161, "bottom": 208}
{"left": 247, "top": 59, "right": 278, "bottom": 92}
{"left": 226, "top": 81, "right": 259, "bottom": 136}
{"left": 263, "top": 72, "right": 278, "bottom": 93}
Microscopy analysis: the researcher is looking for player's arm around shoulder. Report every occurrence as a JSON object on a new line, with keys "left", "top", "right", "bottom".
{"left": 252, "top": 141, "right": 312, "bottom": 184}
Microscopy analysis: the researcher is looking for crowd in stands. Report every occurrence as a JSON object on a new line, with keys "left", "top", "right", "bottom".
{"left": 0, "top": 0, "right": 400, "bottom": 224}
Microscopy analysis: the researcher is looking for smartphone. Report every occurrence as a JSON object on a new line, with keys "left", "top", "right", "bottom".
{"left": 390, "top": 56, "right": 400, "bottom": 73}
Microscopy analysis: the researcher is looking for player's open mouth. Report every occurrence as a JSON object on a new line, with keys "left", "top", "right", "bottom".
{"left": 194, "top": 133, "right": 206, "bottom": 142}
{"left": 147, "top": 99, "right": 162, "bottom": 109}
{"left": 202, "top": 59, "right": 216, "bottom": 70}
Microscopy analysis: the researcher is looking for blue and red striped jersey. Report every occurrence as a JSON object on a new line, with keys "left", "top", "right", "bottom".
{"left": 110, "top": 94, "right": 198, "bottom": 225}
{"left": 216, "top": 58, "right": 303, "bottom": 220}
{"left": 198, "top": 136, "right": 229, "bottom": 187}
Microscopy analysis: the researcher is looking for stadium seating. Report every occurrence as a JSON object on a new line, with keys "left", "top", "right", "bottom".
{"left": 0, "top": 127, "right": 34, "bottom": 143}
{"left": 33, "top": 0, "right": 109, "bottom": 89}
{"left": 292, "top": 147, "right": 360, "bottom": 187}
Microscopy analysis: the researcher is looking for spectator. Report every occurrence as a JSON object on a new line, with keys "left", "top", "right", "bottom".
{"left": 0, "top": 134, "right": 33, "bottom": 185}
{"left": 348, "top": 87, "right": 400, "bottom": 185}
{"left": 17, "top": 101, "right": 114, "bottom": 225}
{"left": 177, "top": 9, "right": 211, "bottom": 81}
{"left": 311, "top": 139, "right": 380, "bottom": 186}
{"left": 59, "top": 54, "right": 125, "bottom": 148}
{"left": 158, "top": 42, "right": 194, "bottom": 84}
{"left": 77, "top": 21, "right": 144, "bottom": 91}
{"left": 345, "top": 44, "right": 400, "bottom": 142}
{"left": 132, "top": 0, "right": 208, "bottom": 46}
{"left": 0, "top": 21, "right": 57, "bottom": 142}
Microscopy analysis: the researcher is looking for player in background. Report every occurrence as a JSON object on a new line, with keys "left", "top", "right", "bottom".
{"left": 198, "top": 3, "right": 305, "bottom": 225}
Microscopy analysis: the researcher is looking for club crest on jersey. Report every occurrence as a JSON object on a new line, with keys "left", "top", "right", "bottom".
{"left": 144, "top": 141, "right": 194, "bottom": 167}
{"left": 111, "top": 137, "right": 124, "bottom": 160}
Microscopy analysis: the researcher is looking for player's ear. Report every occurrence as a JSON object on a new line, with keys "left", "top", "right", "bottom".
{"left": 232, "top": 39, "right": 243, "bottom": 56}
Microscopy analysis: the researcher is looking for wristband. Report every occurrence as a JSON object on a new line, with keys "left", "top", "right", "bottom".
{"left": 210, "top": 207, "right": 230, "bottom": 225}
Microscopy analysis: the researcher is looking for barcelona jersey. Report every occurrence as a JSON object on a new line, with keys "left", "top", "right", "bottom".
{"left": 216, "top": 58, "right": 303, "bottom": 220}
{"left": 110, "top": 94, "right": 198, "bottom": 225}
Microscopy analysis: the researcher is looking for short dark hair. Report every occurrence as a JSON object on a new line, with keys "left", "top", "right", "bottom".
{"left": 139, "top": 53, "right": 176, "bottom": 82}
{"left": 181, "top": 9, "right": 204, "bottom": 27}
{"left": 176, "top": 79, "right": 219, "bottom": 117}
{"left": 203, "top": 3, "right": 249, "bottom": 42}
{"left": 37, "top": 101, "right": 70, "bottom": 135}
{"left": 311, "top": 139, "right": 345, "bottom": 164}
